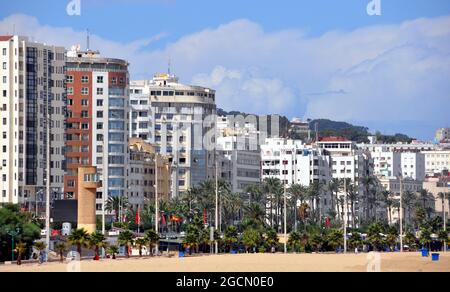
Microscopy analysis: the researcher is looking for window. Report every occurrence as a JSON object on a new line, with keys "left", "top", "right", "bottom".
{"left": 2, "top": 159, "right": 6, "bottom": 167}
{"left": 66, "top": 75, "right": 73, "bottom": 83}
{"left": 97, "top": 123, "right": 103, "bottom": 130}
{"left": 111, "top": 77, "right": 117, "bottom": 84}
{"left": 2, "top": 62, "right": 6, "bottom": 70}
{"left": 2, "top": 146, "right": 6, "bottom": 153}
{"left": 97, "top": 99, "right": 103, "bottom": 106}
{"left": 97, "top": 111, "right": 103, "bottom": 118}
{"left": 67, "top": 87, "right": 73, "bottom": 95}
{"left": 67, "top": 99, "right": 73, "bottom": 106}
{"left": 2, "top": 76, "right": 6, "bottom": 84}
{"left": 81, "top": 76, "right": 89, "bottom": 83}
{"left": 2, "top": 118, "right": 6, "bottom": 125}
{"left": 2, "top": 132, "right": 5, "bottom": 139}
{"left": 2, "top": 48, "right": 6, "bottom": 56}
{"left": 81, "top": 123, "right": 89, "bottom": 130}
{"left": 81, "top": 99, "right": 88, "bottom": 106}
{"left": 81, "top": 111, "right": 89, "bottom": 118}
{"left": 97, "top": 76, "right": 104, "bottom": 83}
{"left": 81, "top": 88, "right": 89, "bottom": 95}
{"left": 2, "top": 90, "right": 6, "bottom": 97}
{"left": 97, "top": 88, "right": 103, "bottom": 95}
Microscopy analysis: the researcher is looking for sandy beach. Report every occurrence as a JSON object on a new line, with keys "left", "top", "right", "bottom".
{"left": 1, "top": 252, "right": 449, "bottom": 272}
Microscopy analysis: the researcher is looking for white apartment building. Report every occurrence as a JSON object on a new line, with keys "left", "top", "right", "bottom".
{"left": 368, "top": 146, "right": 402, "bottom": 178}
{"left": 401, "top": 152, "right": 425, "bottom": 181}
{"left": 436, "top": 128, "right": 450, "bottom": 143}
{"left": 261, "top": 138, "right": 331, "bottom": 187}
{"left": 217, "top": 136, "right": 261, "bottom": 193}
{"left": 129, "top": 83, "right": 153, "bottom": 142}
{"left": 422, "top": 150, "right": 450, "bottom": 176}
{"left": 130, "top": 74, "right": 216, "bottom": 197}
{"left": 0, "top": 36, "right": 66, "bottom": 207}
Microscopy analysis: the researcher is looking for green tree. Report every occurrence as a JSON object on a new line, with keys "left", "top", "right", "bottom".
{"left": 242, "top": 228, "right": 262, "bottom": 253}
{"left": 105, "top": 196, "right": 129, "bottom": 222}
{"left": 288, "top": 231, "right": 302, "bottom": 253}
{"left": 118, "top": 230, "right": 134, "bottom": 258}
{"left": 404, "top": 230, "right": 417, "bottom": 250}
{"left": 419, "top": 227, "right": 432, "bottom": 250}
{"left": 348, "top": 232, "right": 363, "bottom": 251}
{"left": 367, "top": 223, "right": 384, "bottom": 251}
{"left": 55, "top": 242, "right": 67, "bottom": 263}
{"left": 288, "top": 184, "right": 307, "bottom": 231}
{"left": 134, "top": 238, "right": 147, "bottom": 257}
{"left": 0, "top": 204, "right": 41, "bottom": 261}
{"left": 89, "top": 232, "right": 107, "bottom": 259}
{"left": 108, "top": 245, "right": 119, "bottom": 259}
{"left": 144, "top": 230, "right": 160, "bottom": 256}
{"left": 15, "top": 242, "right": 27, "bottom": 265}
{"left": 223, "top": 225, "right": 239, "bottom": 252}
{"left": 326, "top": 229, "right": 344, "bottom": 252}
{"left": 68, "top": 228, "right": 90, "bottom": 257}
{"left": 265, "top": 228, "right": 279, "bottom": 250}
{"left": 438, "top": 229, "right": 448, "bottom": 251}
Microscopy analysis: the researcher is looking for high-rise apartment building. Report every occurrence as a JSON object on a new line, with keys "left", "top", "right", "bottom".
{"left": 0, "top": 36, "right": 66, "bottom": 209}
{"left": 130, "top": 74, "right": 216, "bottom": 197}
{"left": 64, "top": 46, "right": 129, "bottom": 216}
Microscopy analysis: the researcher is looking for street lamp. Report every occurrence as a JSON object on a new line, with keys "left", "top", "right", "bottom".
{"left": 7, "top": 227, "right": 20, "bottom": 262}
{"left": 399, "top": 174, "right": 404, "bottom": 252}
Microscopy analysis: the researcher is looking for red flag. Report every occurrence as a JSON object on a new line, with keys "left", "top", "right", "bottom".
{"left": 325, "top": 217, "right": 331, "bottom": 228}
{"left": 135, "top": 207, "right": 141, "bottom": 225}
{"left": 161, "top": 212, "right": 166, "bottom": 226}
{"left": 203, "top": 209, "right": 207, "bottom": 225}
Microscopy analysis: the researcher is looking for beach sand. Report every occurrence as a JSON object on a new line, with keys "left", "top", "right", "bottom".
{"left": 1, "top": 252, "right": 449, "bottom": 272}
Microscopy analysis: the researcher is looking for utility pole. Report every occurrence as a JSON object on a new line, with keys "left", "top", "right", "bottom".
{"left": 45, "top": 89, "right": 51, "bottom": 261}
{"left": 399, "top": 174, "right": 404, "bottom": 252}
{"left": 444, "top": 193, "right": 447, "bottom": 252}
{"left": 155, "top": 155, "right": 159, "bottom": 255}
{"left": 215, "top": 155, "right": 219, "bottom": 254}
{"left": 343, "top": 172, "right": 348, "bottom": 254}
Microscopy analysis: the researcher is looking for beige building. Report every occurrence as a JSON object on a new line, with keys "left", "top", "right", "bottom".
{"left": 77, "top": 166, "right": 101, "bottom": 233}
{"left": 128, "top": 138, "right": 171, "bottom": 210}
{"left": 436, "top": 128, "right": 450, "bottom": 143}
{"left": 423, "top": 177, "right": 450, "bottom": 219}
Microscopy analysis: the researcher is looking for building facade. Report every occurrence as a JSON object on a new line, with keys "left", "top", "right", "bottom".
{"left": 400, "top": 152, "right": 425, "bottom": 181}
{"left": 0, "top": 35, "right": 66, "bottom": 210}
{"left": 64, "top": 46, "right": 129, "bottom": 216}
{"left": 436, "top": 128, "right": 450, "bottom": 143}
{"left": 422, "top": 150, "right": 450, "bottom": 176}
{"left": 130, "top": 74, "right": 216, "bottom": 197}
{"left": 128, "top": 138, "right": 171, "bottom": 210}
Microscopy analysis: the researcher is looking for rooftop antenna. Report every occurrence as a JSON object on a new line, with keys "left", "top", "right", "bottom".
{"left": 86, "top": 29, "right": 90, "bottom": 51}
{"left": 168, "top": 57, "right": 171, "bottom": 75}
{"left": 315, "top": 122, "right": 319, "bottom": 143}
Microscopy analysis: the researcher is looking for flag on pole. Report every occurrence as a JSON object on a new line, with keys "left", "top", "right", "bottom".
{"left": 135, "top": 206, "right": 141, "bottom": 225}
{"left": 203, "top": 209, "right": 207, "bottom": 225}
{"left": 161, "top": 212, "right": 166, "bottom": 226}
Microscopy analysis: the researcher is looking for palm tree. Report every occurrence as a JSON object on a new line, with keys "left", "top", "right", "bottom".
{"left": 403, "top": 191, "right": 417, "bottom": 228}
{"left": 326, "top": 229, "right": 344, "bottom": 252}
{"left": 419, "top": 227, "right": 432, "bottom": 250}
{"left": 348, "top": 233, "right": 362, "bottom": 252}
{"left": 89, "top": 232, "right": 107, "bottom": 260}
{"left": 134, "top": 238, "right": 147, "bottom": 257}
{"left": 106, "top": 195, "right": 129, "bottom": 222}
{"left": 55, "top": 242, "right": 67, "bottom": 263}
{"left": 265, "top": 228, "right": 279, "bottom": 251}
{"left": 263, "top": 178, "right": 283, "bottom": 228}
{"left": 438, "top": 229, "right": 448, "bottom": 251}
{"left": 326, "top": 179, "right": 340, "bottom": 220}
{"left": 223, "top": 192, "right": 243, "bottom": 225}
{"left": 245, "top": 184, "right": 264, "bottom": 206}
{"left": 382, "top": 191, "right": 394, "bottom": 225}
{"left": 68, "top": 228, "right": 90, "bottom": 257}
{"left": 15, "top": 242, "right": 27, "bottom": 265}
{"left": 144, "top": 230, "right": 160, "bottom": 256}
{"left": 118, "top": 230, "right": 134, "bottom": 258}
{"left": 419, "top": 189, "right": 431, "bottom": 211}
{"left": 223, "top": 225, "right": 239, "bottom": 252}
{"left": 288, "top": 231, "right": 302, "bottom": 253}
{"left": 361, "top": 176, "right": 376, "bottom": 222}
{"left": 244, "top": 202, "right": 266, "bottom": 227}
{"left": 107, "top": 245, "right": 119, "bottom": 259}
{"left": 347, "top": 183, "right": 359, "bottom": 228}
{"left": 288, "top": 184, "right": 307, "bottom": 231}
{"left": 367, "top": 223, "right": 383, "bottom": 251}
{"left": 33, "top": 242, "right": 47, "bottom": 263}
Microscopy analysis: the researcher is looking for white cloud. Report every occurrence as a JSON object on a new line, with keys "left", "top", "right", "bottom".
{"left": 1, "top": 14, "right": 449, "bottom": 138}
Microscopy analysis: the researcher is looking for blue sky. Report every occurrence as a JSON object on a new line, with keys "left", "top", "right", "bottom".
{"left": 1, "top": 0, "right": 450, "bottom": 140}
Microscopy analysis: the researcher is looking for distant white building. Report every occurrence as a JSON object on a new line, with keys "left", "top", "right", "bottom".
{"left": 216, "top": 136, "right": 261, "bottom": 194}
{"left": 401, "top": 152, "right": 425, "bottom": 181}
{"left": 370, "top": 146, "right": 402, "bottom": 178}
{"left": 422, "top": 150, "right": 450, "bottom": 176}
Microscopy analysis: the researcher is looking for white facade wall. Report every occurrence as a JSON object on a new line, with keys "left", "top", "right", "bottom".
{"left": 401, "top": 152, "right": 425, "bottom": 181}
{"left": 422, "top": 150, "right": 450, "bottom": 176}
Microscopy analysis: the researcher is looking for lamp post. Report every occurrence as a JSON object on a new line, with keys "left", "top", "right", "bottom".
{"left": 343, "top": 167, "right": 348, "bottom": 254}
{"left": 155, "top": 154, "right": 159, "bottom": 255}
{"left": 7, "top": 228, "right": 20, "bottom": 262}
{"left": 399, "top": 174, "right": 404, "bottom": 252}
